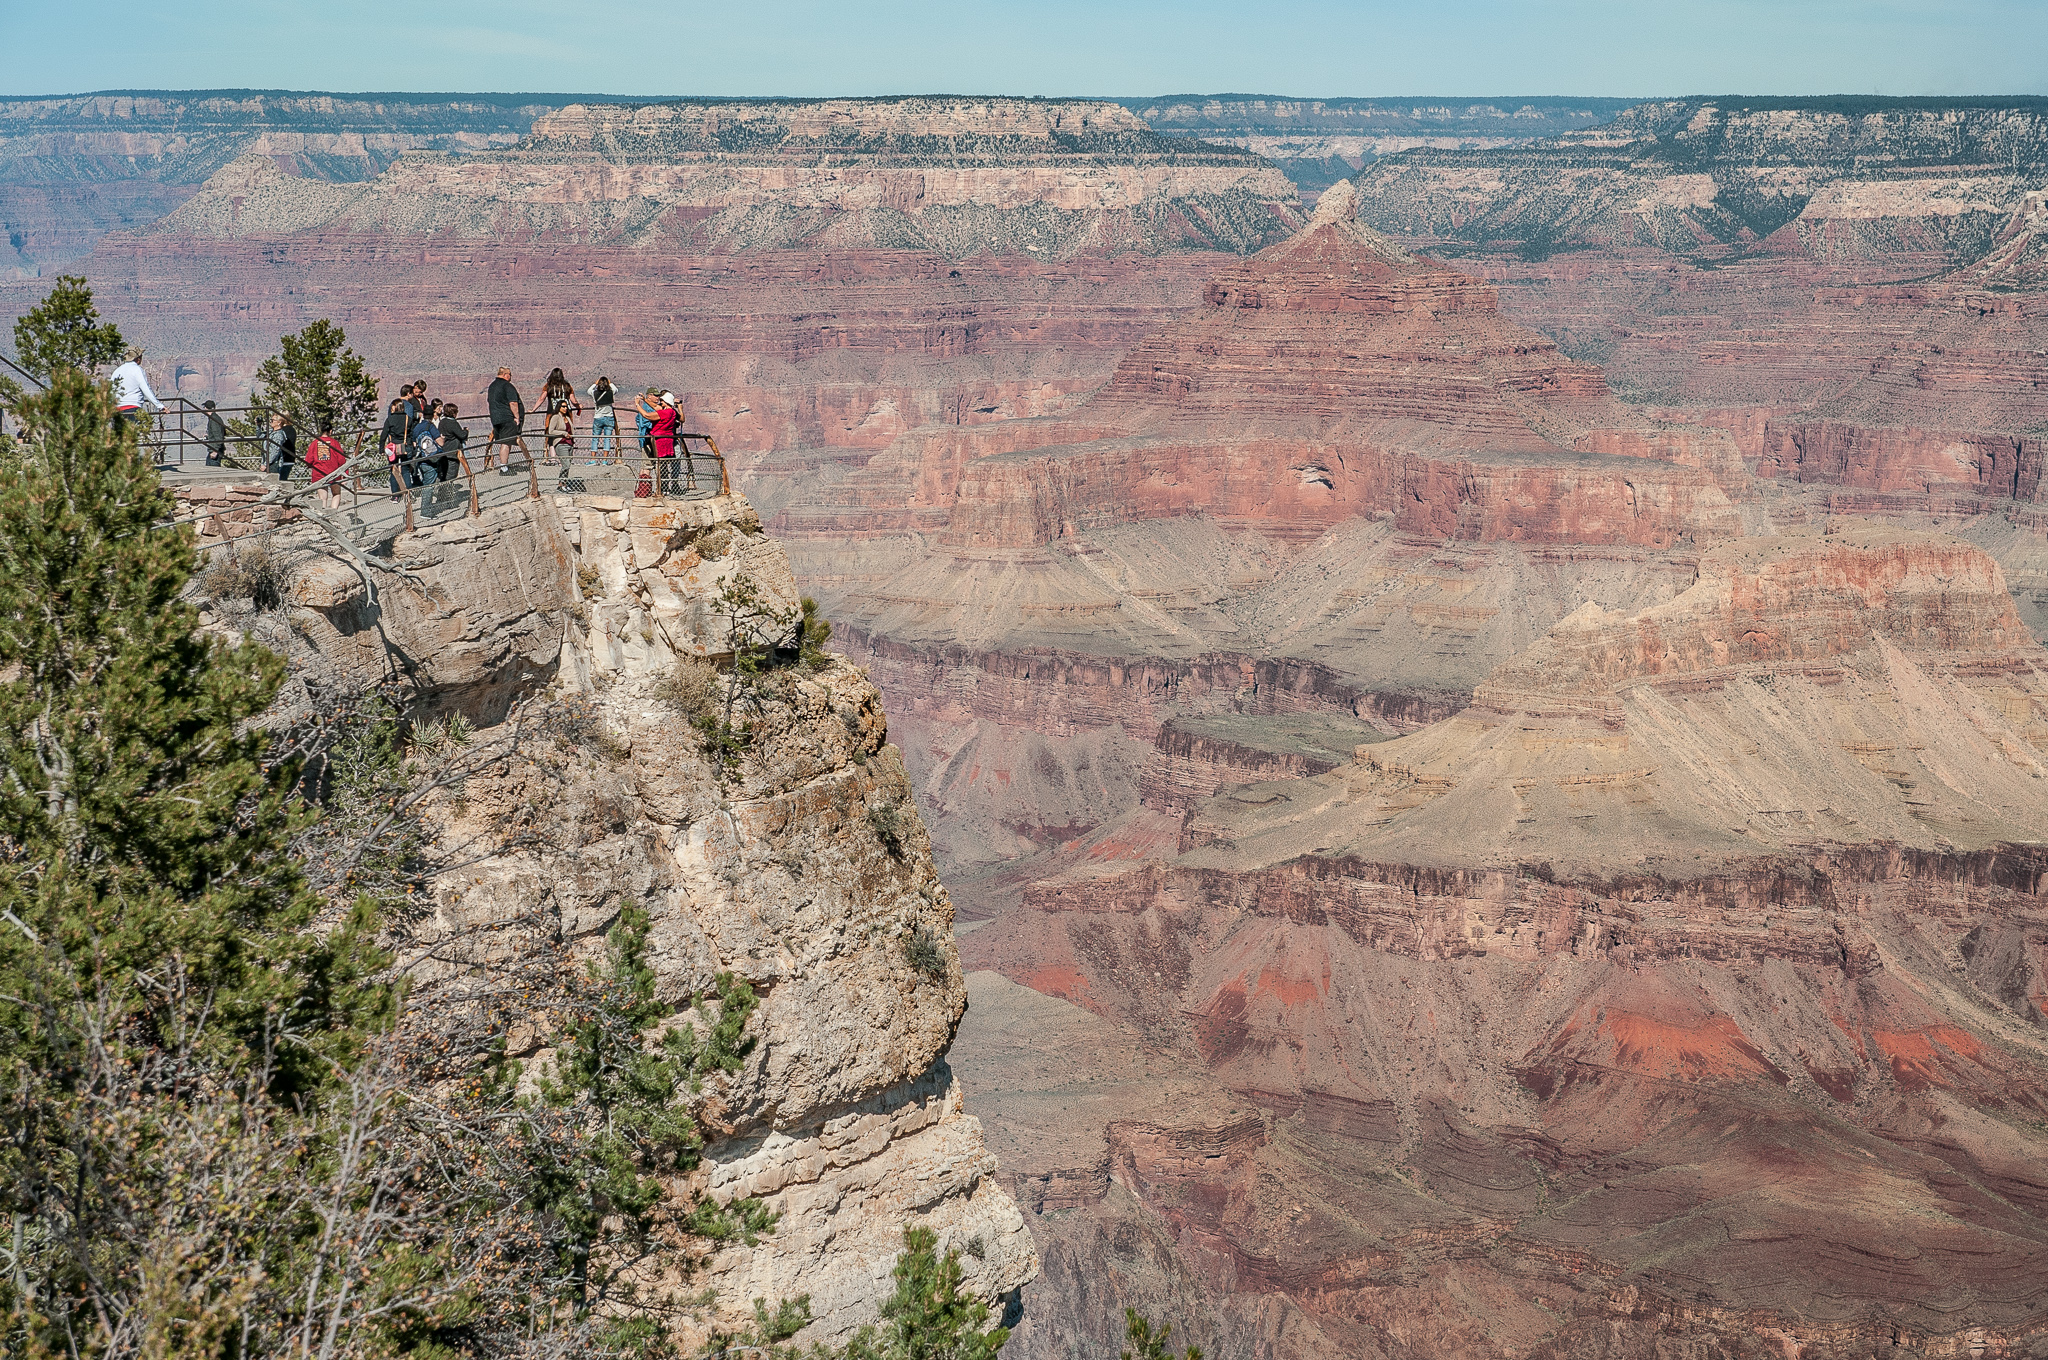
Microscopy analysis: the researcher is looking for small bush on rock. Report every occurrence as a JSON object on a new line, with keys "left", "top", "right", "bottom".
{"left": 868, "top": 799, "right": 907, "bottom": 858}
{"left": 903, "top": 922, "right": 948, "bottom": 982}
{"left": 687, "top": 1195, "right": 779, "bottom": 1246}
{"left": 659, "top": 656, "right": 721, "bottom": 718}
{"left": 201, "top": 537, "right": 294, "bottom": 612}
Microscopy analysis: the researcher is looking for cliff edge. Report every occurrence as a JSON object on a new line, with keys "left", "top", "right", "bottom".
{"left": 181, "top": 481, "right": 1038, "bottom": 1345}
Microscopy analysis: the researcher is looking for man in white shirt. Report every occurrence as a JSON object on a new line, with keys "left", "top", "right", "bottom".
{"left": 110, "top": 348, "right": 162, "bottom": 431}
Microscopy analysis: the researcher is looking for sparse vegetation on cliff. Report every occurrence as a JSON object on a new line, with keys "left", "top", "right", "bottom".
{"left": 902, "top": 923, "right": 948, "bottom": 982}
{"left": 199, "top": 534, "right": 295, "bottom": 611}
{"left": 700, "top": 1225, "right": 1008, "bottom": 1360}
{"left": 1122, "top": 1310, "right": 1202, "bottom": 1360}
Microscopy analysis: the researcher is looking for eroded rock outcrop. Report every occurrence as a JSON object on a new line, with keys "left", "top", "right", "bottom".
{"left": 503, "top": 491, "right": 1036, "bottom": 1343}
{"left": 194, "top": 482, "right": 1037, "bottom": 1346}
{"left": 957, "top": 528, "right": 2048, "bottom": 1359}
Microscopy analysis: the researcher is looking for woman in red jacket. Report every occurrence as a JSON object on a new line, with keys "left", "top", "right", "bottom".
{"left": 650, "top": 391, "right": 682, "bottom": 496}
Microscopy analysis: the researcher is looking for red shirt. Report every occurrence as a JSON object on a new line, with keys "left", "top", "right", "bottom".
{"left": 651, "top": 406, "right": 679, "bottom": 457}
{"left": 304, "top": 434, "right": 350, "bottom": 481}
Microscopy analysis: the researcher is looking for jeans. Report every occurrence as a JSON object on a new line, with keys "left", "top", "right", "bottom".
{"left": 656, "top": 455, "right": 686, "bottom": 496}
{"left": 592, "top": 412, "right": 616, "bottom": 453}
{"left": 635, "top": 414, "right": 652, "bottom": 453}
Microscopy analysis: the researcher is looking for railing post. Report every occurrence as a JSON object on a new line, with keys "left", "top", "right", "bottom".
{"left": 708, "top": 436, "right": 730, "bottom": 495}
{"left": 460, "top": 451, "right": 480, "bottom": 517}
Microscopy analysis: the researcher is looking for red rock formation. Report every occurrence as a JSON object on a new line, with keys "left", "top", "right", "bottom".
{"left": 781, "top": 183, "right": 1753, "bottom": 919}
{"left": 956, "top": 529, "right": 2048, "bottom": 1359}
{"left": 782, "top": 181, "right": 1746, "bottom": 555}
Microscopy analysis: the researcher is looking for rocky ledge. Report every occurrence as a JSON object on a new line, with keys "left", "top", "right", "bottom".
{"left": 182, "top": 479, "right": 1038, "bottom": 1345}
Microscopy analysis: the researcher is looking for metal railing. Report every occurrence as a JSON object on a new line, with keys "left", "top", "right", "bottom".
{"left": 171, "top": 421, "right": 730, "bottom": 548}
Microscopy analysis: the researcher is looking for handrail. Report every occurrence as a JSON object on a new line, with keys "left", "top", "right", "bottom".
{"left": 0, "top": 350, "right": 46, "bottom": 392}
{"left": 164, "top": 427, "right": 730, "bottom": 554}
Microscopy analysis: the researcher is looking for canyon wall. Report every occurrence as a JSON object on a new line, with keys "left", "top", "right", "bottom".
{"left": 0, "top": 89, "right": 1625, "bottom": 276}
{"left": 0, "top": 91, "right": 573, "bottom": 275}
{"left": 1343, "top": 98, "right": 2048, "bottom": 525}
{"left": 774, "top": 182, "right": 1757, "bottom": 910}
{"left": 957, "top": 530, "right": 2048, "bottom": 1359}
{"left": 1114, "top": 96, "right": 1637, "bottom": 196}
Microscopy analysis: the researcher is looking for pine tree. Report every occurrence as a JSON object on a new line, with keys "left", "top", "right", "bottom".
{"left": 8, "top": 274, "right": 125, "bottom": 382}
{"left": 1121, "top": 1309, "right": 1202, "bottom": 1360}
{"left": 874, "top": 1226, "right": 1007, "bottom": 1360}
{"left": 237, "top": 318, "right": 382, "bottom": 450}
{"left": 0, "top": 369, "right": 389, "bottom": 1352}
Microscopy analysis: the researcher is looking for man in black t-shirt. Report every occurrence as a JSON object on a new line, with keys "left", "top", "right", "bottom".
{"left": 485, "top": 366, "right": 525, "bottom": 473}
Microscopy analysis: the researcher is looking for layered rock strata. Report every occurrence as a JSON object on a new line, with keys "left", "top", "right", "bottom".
{"left": 207, "top": 482, "right": 1037, "bottom": 1345}
{"left": 138, "top": 101, "right": 1294, "bottom": 257}
{"left": 958, "top": 529, "right": 2048, "bottom": 1359}
{"left": 777, "top": 181, "right": 1753, "bottom": 908}
{"left": 1113, "top": 96, "right": 1636, "bottom": 197}
{"left": 1353, "top": 98, "right": 2048, "bottom": 266}
{"left": 781, "top": 179, "right": 1748, "bottom": 554}
{"left": 0, "top": 91, "right": 558, "bottom": 274}
{"left": 1343, "top": 101, "right": 2048, "bottom": 538}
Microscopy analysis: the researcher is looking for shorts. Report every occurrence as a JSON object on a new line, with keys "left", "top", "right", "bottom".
{"left": 491, "top": 421, "right": 524, "bottom": 446}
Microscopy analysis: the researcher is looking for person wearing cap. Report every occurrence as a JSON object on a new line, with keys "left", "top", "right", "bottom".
{"left": 110, "top": 348, "right": 162, "bottom": 432}
{"left": 651, "top": 390, "right": 682, "bottom": 495}
{"left": 202, "top": 400, "right": 227, "bottom": 466}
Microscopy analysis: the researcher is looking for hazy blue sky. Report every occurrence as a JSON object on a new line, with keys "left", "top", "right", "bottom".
{"left": 5, "top": 0, "right": 2043, "bottom": 98}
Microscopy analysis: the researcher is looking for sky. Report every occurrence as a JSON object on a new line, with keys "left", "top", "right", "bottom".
{"left": 3, "top": 0, "right": 2044, "bottom": 99}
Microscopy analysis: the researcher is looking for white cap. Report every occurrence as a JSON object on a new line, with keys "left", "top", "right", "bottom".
{"left": 660, "top": 391, "right": 677, "bottom": 404}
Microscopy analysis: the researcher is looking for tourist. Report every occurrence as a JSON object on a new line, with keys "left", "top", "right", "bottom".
{"left": 303, "top": 420, "right": 349, "bottom": 510}
{"left": 541, "top": 367, "right": 578, "bottom": 466}
{"left": 201, "top": 400, "right": 226, "bottom": 467}
{"left": 110, "top": 348, "right": 162, "bottom": 432}
{"left": 412, "top": 411, "right": 444, "bottom": 491}
{"left": 651, "top": 390, "right": 682, "bottom": 496}
{"left": 486, "top": 366, "right": 525, "bottom": 475}
{"left": 634, "top": 386, "right": 660, "bottom": 456}
{"left": 588, "top": 375, "right": 617, "bottom": 460}
{"left": 438, "top": 401, "right": 470, "bottom": 489}
{"left": 400, "top": 381, "right": 428, "bottom": 441}
{"left": 381, "top": 397, "right": 409, "bottom": 498}
{"left": 263, "top": 410, "right": 297, "bottom": 481}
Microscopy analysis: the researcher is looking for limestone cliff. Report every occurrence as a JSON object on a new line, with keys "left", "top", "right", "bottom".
{"left": 184, "top": 482, "right": 1038, "bottom": 1345}
{"left": 136, "top": 97, "right": 1297, "bottom": 259}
